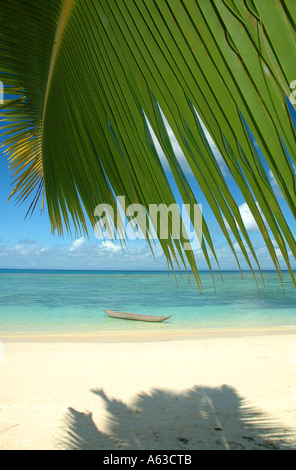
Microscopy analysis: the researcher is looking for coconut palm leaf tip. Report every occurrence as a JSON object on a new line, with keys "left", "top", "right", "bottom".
{"left": 1, "top": 0, "right": 296, "bottom": 291}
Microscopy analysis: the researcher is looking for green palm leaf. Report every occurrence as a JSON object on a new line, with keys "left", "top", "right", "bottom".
{"left": 1, "top": 0, "right": 296, "bottom": 291}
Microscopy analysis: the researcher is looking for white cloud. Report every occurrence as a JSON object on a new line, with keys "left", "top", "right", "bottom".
{"left": 14, "top": 244, "right": 30, "bottom": 256}
{"left": 223, "top": 202, "right": 263, "bottom": 233}
{"left": 100, "top": 240, "right": 122, "bottom": 253}
{"left": 69, "top": 237, "right": 86, "bottom": 252}
{"left": 36, "top": 248, "right": 48, "bottom": 256}
{"left": 0, "top": 232, "right": 295, "bottom": 272}
{"left": 0, "top": 237, "right": 167, "bottom": 270}
{"left": 238, "top": 202, "right": 260, "bottom": 232}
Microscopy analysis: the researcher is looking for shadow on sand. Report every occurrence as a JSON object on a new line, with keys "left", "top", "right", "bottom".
{"left": 60, "top": 385, "right": 295, "bottom": 450}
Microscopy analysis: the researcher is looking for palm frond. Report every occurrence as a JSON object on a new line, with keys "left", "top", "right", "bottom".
{"left": 1, "top": 0, "right": 296, "bottom": 290}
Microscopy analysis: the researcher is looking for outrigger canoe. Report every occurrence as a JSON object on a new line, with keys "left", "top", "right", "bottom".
{"left": 103, "top": 309, "right": 171, "bottom": 323}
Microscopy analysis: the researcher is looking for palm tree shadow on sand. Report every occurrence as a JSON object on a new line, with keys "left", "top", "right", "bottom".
{"left": 60, "top": 385, "right": 295, "bottom": 450}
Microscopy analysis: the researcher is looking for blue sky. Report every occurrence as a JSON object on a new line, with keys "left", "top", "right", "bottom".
{"left": 1, "top": 107, "right": 296, "bottom": 272}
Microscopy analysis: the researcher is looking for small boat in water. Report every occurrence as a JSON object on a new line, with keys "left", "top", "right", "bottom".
{"left": 103, "top": 309, "right": 171, "bottom": 323}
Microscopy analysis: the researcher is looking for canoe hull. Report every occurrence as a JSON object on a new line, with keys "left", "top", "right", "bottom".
{"left": 103, "top": 309, "right": 171, "bottom": 323}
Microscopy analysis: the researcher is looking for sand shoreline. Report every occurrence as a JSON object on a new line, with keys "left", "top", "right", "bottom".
{"left": 1, "top": 329, "right": 296, "bottom": 450}
{"left": 2, "top": 325, "right": 296, "bottom": 343}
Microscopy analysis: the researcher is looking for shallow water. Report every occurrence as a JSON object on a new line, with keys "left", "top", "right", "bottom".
{"left": 0, "top": 269, "right": 295, "bottom": 336}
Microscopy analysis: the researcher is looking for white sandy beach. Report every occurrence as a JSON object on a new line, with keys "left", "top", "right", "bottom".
{"left": 1, "top": 330, "right": 296, "bottom": 450}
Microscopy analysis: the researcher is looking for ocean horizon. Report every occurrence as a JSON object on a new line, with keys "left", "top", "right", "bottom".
{"left": 0, "top": 268, "right": 296, "bottom": 337}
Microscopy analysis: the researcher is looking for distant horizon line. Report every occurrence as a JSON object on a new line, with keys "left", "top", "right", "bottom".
{"left": 0, "top": 267, "right": 291, "bottom": 273}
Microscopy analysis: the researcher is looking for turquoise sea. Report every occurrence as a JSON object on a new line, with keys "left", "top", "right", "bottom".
{"left": 0, "top": 269, "right": 296, "bottom": 337}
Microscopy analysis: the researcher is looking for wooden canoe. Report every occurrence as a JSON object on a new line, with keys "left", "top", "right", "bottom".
{"left": 103, "top": 309, "right": 171, "bottom": 323}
